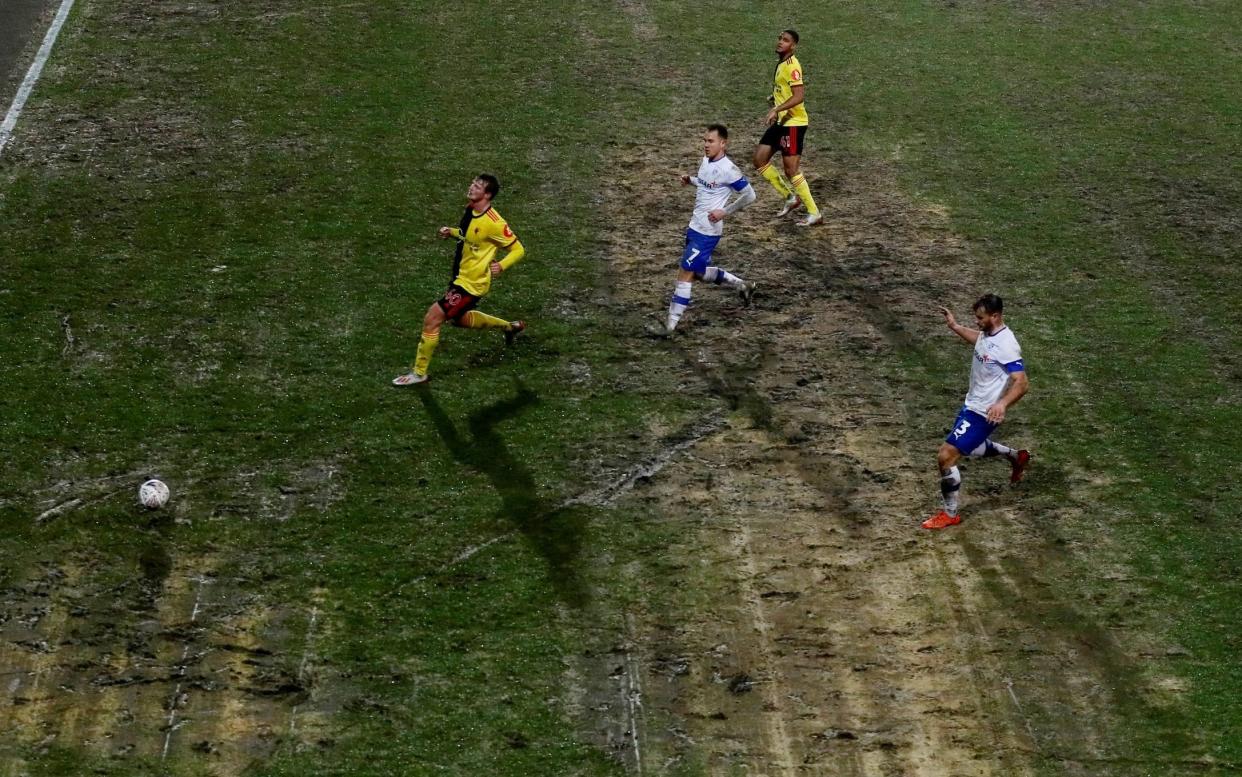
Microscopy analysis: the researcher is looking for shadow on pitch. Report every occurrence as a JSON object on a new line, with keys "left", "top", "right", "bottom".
{"left": 416, "top": 383, "right": 588, "bottom": 607}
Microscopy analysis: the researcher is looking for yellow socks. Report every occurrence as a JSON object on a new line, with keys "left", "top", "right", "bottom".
{"left": 758, "top": 163, "right": 792, "bottom": 198}
{"left": 790, "top": 173, "right": 819, "bottom": 215}
{"left": 460, "top": 310, "right": 510, "bottom": 330}
{"left": 412, "top": 313, "right": 516, "bottom": 376}
{"left": 414, "top": 330, "right": 439, "bottom": 376}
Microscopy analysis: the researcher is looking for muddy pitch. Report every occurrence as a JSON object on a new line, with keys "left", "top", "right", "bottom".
{"left": 572, "top": 117, "right": 1186, "bottom": 776}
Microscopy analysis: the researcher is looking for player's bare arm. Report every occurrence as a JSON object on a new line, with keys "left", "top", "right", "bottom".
{"left": 986, "top": 370, "right": 1029, "bottom": 423}
{"left": 438, "top": 226, "right": 458, "bottom": 239}
{"left": 940, "top": 306, "right": 981, "bottom": 344}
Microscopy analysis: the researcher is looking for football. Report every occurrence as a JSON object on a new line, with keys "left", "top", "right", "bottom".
{"left": 138, "top": 479, "right": 170, "bottom": 509}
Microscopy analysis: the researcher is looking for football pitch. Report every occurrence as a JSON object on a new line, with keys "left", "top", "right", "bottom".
{"left": 1, "top": 1, "right": 1239, "bottom": 775}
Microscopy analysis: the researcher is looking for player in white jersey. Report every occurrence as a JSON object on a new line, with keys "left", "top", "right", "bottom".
{"left": 650, "top": 124, "right": 757, "bottom": 336}
{"left": 923, "top": 294, "right": 1032, "bottom": 530}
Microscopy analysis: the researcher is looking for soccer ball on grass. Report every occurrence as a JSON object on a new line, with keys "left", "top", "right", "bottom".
{"left": 138, "top": 479, "right": 170, "bottom": 509}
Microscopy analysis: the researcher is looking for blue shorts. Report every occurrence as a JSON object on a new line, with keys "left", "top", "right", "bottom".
{"left": 945, "top": 407, "right": 997, "bottom": 455}
{"left": 679, "top": 229, "right": 721, "bottom": 274}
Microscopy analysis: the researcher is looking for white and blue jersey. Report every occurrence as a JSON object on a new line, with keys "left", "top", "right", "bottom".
{"left": 687, "top": 154, "right": 749, "bottom": 237}
{"left": 680, "top": 154, "right": 749, "bottom": 273}
{"left": 964, "top": 326, "right": 1024, "bottom": 415}
{"left": 946, "top": 326, "right": 1024, "bottom": 454}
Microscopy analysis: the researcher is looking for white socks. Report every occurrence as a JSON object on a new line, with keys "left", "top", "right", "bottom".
{"left": 666, "top": 281, "right": 693, "bottom": 330}
{"left": 701, "top": 266, "right": 745, "bottom": 289}
{"left": 940, "top": 466, "right": 962, "bottom": 516}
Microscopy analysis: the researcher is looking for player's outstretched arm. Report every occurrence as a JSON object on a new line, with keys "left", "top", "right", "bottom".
{"left": 939, "top": 306, "right": 980, "bottom": 344}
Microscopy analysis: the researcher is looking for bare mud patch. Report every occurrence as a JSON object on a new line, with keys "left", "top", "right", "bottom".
{"left": 0, "top": 551, "right": 337, "bottom": 774}
{"left": 569, "top": 113, "right": 1193, "bottom": 774}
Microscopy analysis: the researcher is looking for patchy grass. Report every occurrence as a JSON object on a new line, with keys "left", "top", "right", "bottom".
{"left": 1, "top": 1, "right": 694, "bottom": 774}
{"left": 1, "top": 0, "right": 1239, "bottom": 774}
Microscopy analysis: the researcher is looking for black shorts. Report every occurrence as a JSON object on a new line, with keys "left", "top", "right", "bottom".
{"left": 759, "top": 124, "right": 808, "bottom": 156}
{"left": 437, "top": 285, "right": 480, "bottom": 321}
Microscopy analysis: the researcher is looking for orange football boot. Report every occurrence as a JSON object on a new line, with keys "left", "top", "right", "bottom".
{"left": 921, "top": 511, "right": 961, "bottom": 530}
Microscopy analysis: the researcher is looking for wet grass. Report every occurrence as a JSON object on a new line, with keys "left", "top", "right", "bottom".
{"left": 2, "top": 0, "right": 1239, "bottom": 774}
{"left": 684, "top": 0, "right": 1241, "bottom": 770}
{"left": 635, "top": 0, "right": 1241, "bottom": 770}
{"left": 0, "top": 1, "right": 693, "bottom": 775}
{"left": 819, "top": 4, "right": 1242, "bottom": 769}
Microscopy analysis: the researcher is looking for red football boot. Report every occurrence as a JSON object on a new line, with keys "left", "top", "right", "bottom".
{"left": 1010, "top": 450, "right": 1032, "bottom": 484}
{"left": 921, "top": 511, "right": 961, "bottom": 530}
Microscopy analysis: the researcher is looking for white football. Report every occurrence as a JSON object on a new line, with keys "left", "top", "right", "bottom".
{"left": 139, "top": 479, "right": 170, "bottom": 509}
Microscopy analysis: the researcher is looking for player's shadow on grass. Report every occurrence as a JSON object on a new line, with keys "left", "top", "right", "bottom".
{"left": 416, "top": 384, "right": 588, "bottom": 607}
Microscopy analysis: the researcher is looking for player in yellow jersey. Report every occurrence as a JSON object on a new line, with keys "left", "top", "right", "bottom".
{"left": 752, "top": 29, "right": 823, "bottom": 227}
{"left": 393, "top": 174, "right": 527, "bottom": 386}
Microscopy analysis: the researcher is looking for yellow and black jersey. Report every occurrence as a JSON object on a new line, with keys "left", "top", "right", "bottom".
{"left": 449, "top": 206, "right": 523, "bottom": 297}
{"left": 772, "top": 54, "right": 808, "bottom": 127}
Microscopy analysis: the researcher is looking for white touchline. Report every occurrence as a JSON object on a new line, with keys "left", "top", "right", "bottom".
{"left": 162, "top": 575, "right": 208, "bottom": 761}
{"left": 0, "top": 0, "right": 78, "bottom": 159}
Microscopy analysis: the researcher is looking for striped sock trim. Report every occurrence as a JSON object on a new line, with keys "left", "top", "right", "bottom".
{"left": 940, "top": 467, "right": 962, "bottom": 495}
{"left": 940, "top": 466, "right": 962, "bottom": 515}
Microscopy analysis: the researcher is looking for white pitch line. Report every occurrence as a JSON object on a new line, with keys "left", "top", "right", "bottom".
{"left": 161, "top": 575, "right": 208, "bottom": 761}
{"left": 395, "top": 417, "right": 726, "bottom": 591}
{"left": 440, "top": 533, "right": 513, "bottom": 571}
{"left": 1003, "top": 676, "right": 1038, "bottom": 742}
{"left": 33, "top": 497, "right": 82, "bottom": 523}
{"left": 0, "top": 0, "right": 77, "bottom": 158}
{"left": 559, "top": 417, "right": 727, "bottom": 509}
{"left": 622, "top": 612, "right": 645, "bottom": 777}
{"left": 33, "top": 486, "right": 129, "bottom": 524}
{"left": 296, "top": 606, "right": 319, "bottom": 683}
{"left": 288, "top": 603, "right": 321, "bottom": 738}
